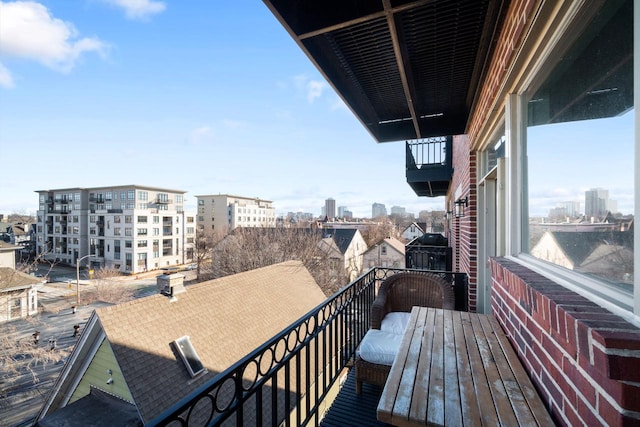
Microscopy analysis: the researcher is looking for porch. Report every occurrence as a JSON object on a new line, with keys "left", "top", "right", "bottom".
{"left": 144, "top": 268, "right": 551, "bottom": 427}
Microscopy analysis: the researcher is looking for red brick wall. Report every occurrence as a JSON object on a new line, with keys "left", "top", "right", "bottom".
{"left": 490, "top": 258, "right": 640, "bottom": 426}
{"left": 467, "top": 0, "right": 539, "bottom": 143}
{"left": 449, "top": 135, "right": 477, "bottom": 312}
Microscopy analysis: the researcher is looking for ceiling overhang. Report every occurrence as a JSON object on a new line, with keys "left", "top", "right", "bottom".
{"left": 264, "top": 0, "right": 508, "bottom": 142}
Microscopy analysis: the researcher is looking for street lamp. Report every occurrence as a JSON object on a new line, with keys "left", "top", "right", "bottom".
{"left": 76, "top": 253, "right": 97, "bottom": 305}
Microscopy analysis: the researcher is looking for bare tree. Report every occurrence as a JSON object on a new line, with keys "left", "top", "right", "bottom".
{"left": 212, "top": 228, "right": 344, "bottom": 295}
{"left": 0, "top": 322, "right": 70, "bottom": 406}
{"left": 360, "top": 221, "right": 397, "bottom": 247}
{"left": 82, "top": 267, "right": 132, "bottom": 304}
{"left": 192, "top": 229, "right": 226, "bottom": 281}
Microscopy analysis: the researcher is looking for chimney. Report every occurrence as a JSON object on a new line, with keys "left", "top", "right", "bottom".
{"left": 157, "top": 273, "right": 186, "bottom": 300}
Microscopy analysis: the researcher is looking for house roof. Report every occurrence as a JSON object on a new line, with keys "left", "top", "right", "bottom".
{"left": 0, "top": 267, "right": 41, "bottom": 291}
{"left": 407, "top": 233, "right": 448, "bottom": 247}
{"left": 365, "top": 237, "right": 405, "bottom": 256}
{"left": 92, "top": 261, "right": 326, "bottom": 423}
{"left": 545, "top": 231, "right": 633, "bottom": 267}
{"left": 263, "top": 0, "right": 508, "bottom": 142}
{"left": 0, "top": 241, "right": 21, "bottom": 252}
{"left": 37, "top": 388, "right": 141, "bottom": 427}
{"left": 323, "top": 228, "right": 360, "bottom": 254}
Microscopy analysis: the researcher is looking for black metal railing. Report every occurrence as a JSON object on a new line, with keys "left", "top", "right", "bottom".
{"left": 406, "top": 136, "right": 451, "bottom": 169}
{"left": 406, "top": 137, "right": 453, "bottom": 197}
{"left": 147, "top": 267, "right": 467, "bottom": 426}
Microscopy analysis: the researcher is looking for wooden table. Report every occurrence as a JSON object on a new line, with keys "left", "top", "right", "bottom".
{"left": 377, "top": 307, "right": 553, "bottom": 426}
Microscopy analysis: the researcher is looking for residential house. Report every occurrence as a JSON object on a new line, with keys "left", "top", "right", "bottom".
{"left": 35, "top": 185, "right": 192, "bottom": 274}
{"left": 0, "top": 268, "right": 40, "bottom": 322}
{"left": 400, "top": 222, "right": 426, "bottom": 242}
{"left": 0, "top": 241, "right": 19, "bottom": 268}
{"left": 531, "top": 231, "right": 633, "bottom": 285}
{"left": 322, "top": 228, "right": 367, "bottom": 281}
{"left": 37, "top": 261, "right": 327, "bottom": 425}
{"left": 362, "top": 237, "right": 405, "bottom": 269}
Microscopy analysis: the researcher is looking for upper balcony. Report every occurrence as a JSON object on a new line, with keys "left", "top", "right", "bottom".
{"left": 406, "top": 137, "right": 453, "bottom": 197}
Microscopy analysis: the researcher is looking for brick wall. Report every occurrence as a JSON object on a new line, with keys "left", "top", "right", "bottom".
{"left": 490, "top": 258, "right": 640, "bottom": 426}
{"left": 449, "top": 135, "right": 477, "bottom": 312}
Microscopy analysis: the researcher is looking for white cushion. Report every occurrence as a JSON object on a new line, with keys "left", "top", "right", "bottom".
{"left": 380, "top": 312, "right": 411, "bottom": 335}
{"left": 359, "top": 329, "right": 403, "bottom": 366}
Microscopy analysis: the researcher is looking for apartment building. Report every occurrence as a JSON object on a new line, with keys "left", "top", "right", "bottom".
{"left": 195, "top": 194, "right": 276, "bottom": 233}
{"left": 35, "top": 185, "right": 195, "bottom": 274}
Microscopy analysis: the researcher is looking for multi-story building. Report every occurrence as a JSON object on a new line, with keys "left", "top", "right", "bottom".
{"left": 324, "top": 198, "right": 336, "bottom": 220}
{"left": 371, "top": 202, "right": 386, "bottom": 218}
{"left": 35, "top": 185, "right": 192, "bottom": 274}
{"left": 196, "top": 194, "right": 276, "bottom": 233}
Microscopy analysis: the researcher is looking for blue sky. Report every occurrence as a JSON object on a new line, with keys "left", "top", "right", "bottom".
{"left": 0, "top": 0, "right": 445, "bottom": 218}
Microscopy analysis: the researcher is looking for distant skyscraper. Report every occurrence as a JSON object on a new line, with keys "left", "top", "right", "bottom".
{"left": 338, "top": 206, "right": 349, "bottom": 218}
{"left": 372, "top": 202, "right": 387, "bottom": 218}
{"left": 585, "top": 188, "right": 610, "bottom": 219}
{"left": 390, "top": 206, "right": 406, "bottom": 216}
{"left": 325, "top": 198, "right": 336, "bottom": 219}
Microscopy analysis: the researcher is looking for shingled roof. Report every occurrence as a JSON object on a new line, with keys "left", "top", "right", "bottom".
{"left": 41, "top": 261, "right": 326, "bottom": 424}
{"left": 0, "top": 267, "right": 42, "bottom": 291}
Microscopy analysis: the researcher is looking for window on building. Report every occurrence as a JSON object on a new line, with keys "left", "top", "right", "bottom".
{"left": 127, "top": 190, "right": 135, "bottom": 200}
{"left": 494, "top": 0, "right": 636, "bottom": 314}
{"left": 138, "top": 216, "right": 148, "bottom": 223}
{"left": 125, "top": 216, "right": 132, "bottom": 224}
{"left": 139, "top": 191, "right": 148, "bottom": 201}
{"left": 125, "top": 228, "right": 132, "bottom": 236}
{"left": 125, "top": 240, "right": 132, "bottom": 248}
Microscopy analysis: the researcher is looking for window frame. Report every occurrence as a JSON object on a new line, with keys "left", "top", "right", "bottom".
{"left": 494, "top": 0, "right": 639, "bottom": 319}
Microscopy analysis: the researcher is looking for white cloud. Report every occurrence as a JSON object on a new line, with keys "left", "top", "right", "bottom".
{"left": 306, "top": 80, "right": 326, "bottom": 103}
{"left": 102, "top": 0, "right": 166, "bottom": 20}
{"left": 293, "top": 74, "right": 328, "bottom": 103}
{"left": 0, "top": 1, "right": 108, "bottom": 74}
{"left": 0, "top": 62, "right": 14, "bottom": 88}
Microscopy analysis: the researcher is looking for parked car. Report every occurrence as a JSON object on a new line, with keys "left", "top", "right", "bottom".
{"left": 185, "top": 263, "right": 197, "bottom": 270}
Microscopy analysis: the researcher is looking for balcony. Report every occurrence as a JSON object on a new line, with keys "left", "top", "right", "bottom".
{"left": 406, "top": 137, "right": 453, "bottom": 197}
{"left": 148, "top": 268, "right": 467, "bottom": 426}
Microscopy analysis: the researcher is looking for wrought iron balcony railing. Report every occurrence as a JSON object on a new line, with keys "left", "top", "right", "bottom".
{"left": 147, "top": 267, "right": 467, "bottom": 427}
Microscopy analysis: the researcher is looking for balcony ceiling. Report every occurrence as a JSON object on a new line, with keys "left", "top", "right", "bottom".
{"left": 264, "top": 0, "right": 508, "bottom": 143}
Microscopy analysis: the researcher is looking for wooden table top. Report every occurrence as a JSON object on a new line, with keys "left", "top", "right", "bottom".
{"left": 377, "top": 307, "right": 554, "bottom": 426}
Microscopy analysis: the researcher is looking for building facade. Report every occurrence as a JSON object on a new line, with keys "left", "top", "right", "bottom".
{"left": 36, "top": 185, "right": 193, "bottom": 274}
{"left": 371, "top": 202, "right": 386, "bottom": 218}
{"left": 196, "top": 194, "right": 276, "bottom": 233}
{"left": 324, "top": 198, "right": 336, "bottom": 220}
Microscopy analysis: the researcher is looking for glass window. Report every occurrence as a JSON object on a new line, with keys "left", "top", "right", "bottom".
{"left": 127, "top": 190, "right": 135, "bottom": 200}
{"left": 524, "top": 1, "right": 633, "bottom": 292}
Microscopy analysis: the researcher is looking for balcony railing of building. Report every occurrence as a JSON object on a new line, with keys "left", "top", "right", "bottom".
{"left": 147, "top": 267, "right": 467, "bottom": 427}
{"left": 154, "top": 198, "right": 173, "bottom": 204}
{"left": 406, "top": 136, "right": 453, "bottom": 197}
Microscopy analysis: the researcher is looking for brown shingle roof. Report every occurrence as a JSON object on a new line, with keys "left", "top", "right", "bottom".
{"left": 95, "top": 260, "right": 326, "bottom": 423}
{"left": 0, "top": 267, "right": 41, "bottom": 290}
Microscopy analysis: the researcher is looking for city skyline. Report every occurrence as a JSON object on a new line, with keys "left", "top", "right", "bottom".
{"left": 0, "top": 1, "right": 445, "bottom": 219}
